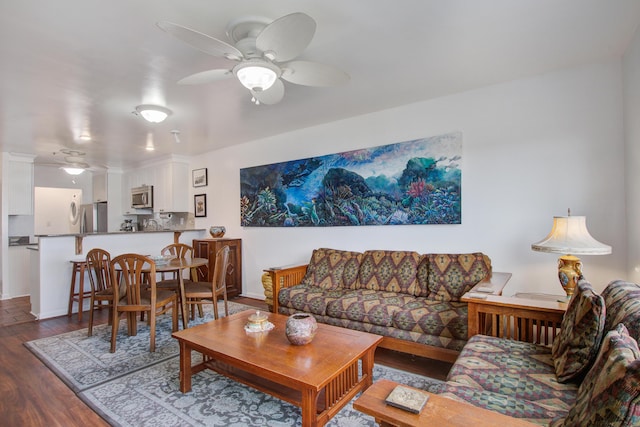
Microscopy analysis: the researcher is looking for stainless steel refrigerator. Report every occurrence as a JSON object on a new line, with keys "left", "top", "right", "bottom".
{"left": 80, "top": 202, "right": 108, "bottom": 233}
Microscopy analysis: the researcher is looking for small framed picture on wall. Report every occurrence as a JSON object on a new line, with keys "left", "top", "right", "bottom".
{"left": 194, "top": 194, "right": 207, "bottom": 217}
{"left": 192, "top": 168, "right": 208, "bottom": 187}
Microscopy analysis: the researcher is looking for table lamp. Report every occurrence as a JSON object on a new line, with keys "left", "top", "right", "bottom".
{"left": 531, "top": 210, "right": 611, "bottom": 299}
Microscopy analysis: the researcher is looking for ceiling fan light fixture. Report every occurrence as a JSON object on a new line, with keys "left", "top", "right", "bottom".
{"left": 234, "top": 63, "right": 278, "bottom": 91}
{"left": 61, "top": 167, "right": 85, "bottom": 175}
{"left": 135, "top": 104, "right": 172, "bottom": 123}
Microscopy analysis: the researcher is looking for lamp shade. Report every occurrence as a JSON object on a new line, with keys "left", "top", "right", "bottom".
{"left": 531, "top": 215, "right": 611, "bottom": 255}
{"left": 234, "top": 62, "right": 278, "bottom": 91}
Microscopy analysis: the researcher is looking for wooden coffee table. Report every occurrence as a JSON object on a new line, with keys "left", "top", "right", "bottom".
{"left": 172, "top": 311, "right": 383, "bottom": 427}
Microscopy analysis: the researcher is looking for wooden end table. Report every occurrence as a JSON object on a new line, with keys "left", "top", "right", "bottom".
{"left": 353, "top": 379, "right": 538, "bottom": 427}
{"left": 172, "top": 311, "right": 382, "bottom": 427}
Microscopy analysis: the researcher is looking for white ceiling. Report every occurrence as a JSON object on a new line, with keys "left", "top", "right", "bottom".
{"left": 1, "top": 1, "right": 639, "bottom": 171}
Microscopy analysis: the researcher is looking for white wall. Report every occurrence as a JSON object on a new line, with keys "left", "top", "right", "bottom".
{"left": 192, "top": 61, "right": 627, "bottom": 300}
{"left": 624, "top": 26, "right": 640, "bottom": 283}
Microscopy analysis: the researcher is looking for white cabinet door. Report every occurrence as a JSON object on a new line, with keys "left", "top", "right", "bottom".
{"left": 93, "top": 173, "right": 107, "bottom": 202}
{"left": 153, "top": 161, "right": 189, "bottom": 212}
{"left": 152, "top": 163, "right": 171, "bottom": 212}
{"left": 170, "top": 162, "right": 190, "bottom": 212}
{"left": 8, "top": 246, "right": 31, "bottom": 297}
{"left": 8, "top": 160, "right": 34, "bottom": 215}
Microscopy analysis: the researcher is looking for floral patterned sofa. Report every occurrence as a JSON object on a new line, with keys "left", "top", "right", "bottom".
{"left": 264, "top": 247, "right": 511, "bottom": 362}
{"left": 433, "top": 279, "right": 640, "bottom": 426}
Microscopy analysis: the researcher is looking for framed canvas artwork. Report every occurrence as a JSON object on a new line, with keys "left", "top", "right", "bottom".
{"left": 240, "top": 131, "right": 462, "bottom": 227}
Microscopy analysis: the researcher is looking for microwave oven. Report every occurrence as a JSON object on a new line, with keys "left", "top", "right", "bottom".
{"left": 131, "top": 185, "right": 153, "bottom": 209}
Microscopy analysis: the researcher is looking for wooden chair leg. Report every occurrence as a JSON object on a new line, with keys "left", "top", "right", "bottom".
{"left": 212, "top": 293, "right": 219, "bottom": 320}
{"left": 197, "top": 303, "right": 204, "bottom": 318}
{"left": 222, "top": 290, "right": 229, "bottom": 317}
{"left": 149, "top": 309, "right": 156, "bottom": 353}
{"left": 88, "top": 295, "right": 95, "bottom": 337}
{"left": 172, "top": 298, "right": 178, "bottom": 332}
{"left": 110, "top": 311, "right": 120, "bottom": 353}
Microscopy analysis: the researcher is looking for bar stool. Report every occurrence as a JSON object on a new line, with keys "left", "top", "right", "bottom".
{"left": 68, "top": 259, "right": 89, "bottom": 321}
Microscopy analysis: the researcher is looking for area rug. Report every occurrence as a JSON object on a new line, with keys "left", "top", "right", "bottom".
{"left": 26, "top": 302, "right": 446, "bottom": 426}
{"left": 24, "top": 301, "right": 255, "bottom": 392}
{"left": 79, "top": 358, "right": 444, "bottom": 427}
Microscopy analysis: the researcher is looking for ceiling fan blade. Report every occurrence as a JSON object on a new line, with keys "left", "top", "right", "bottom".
{"left": 157, "top": 21, "right": 243, "bottom": 60}
{"left": 177, "top": 69, "right": 233, "bottom": 85}
{"left": 281, "top": 61, "right": 350, "bottom": 87}
{"left": 256, "top": 13, "right": 316, "bottom": 62}
{"left": 251, "top": 79, "right": 285, "bottom": 105}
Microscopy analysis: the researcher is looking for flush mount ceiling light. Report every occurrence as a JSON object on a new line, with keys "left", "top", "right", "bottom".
{"left": 233, "top": 61, "right": 279, "bottom": 92}
{"left": 135, "top": 104, "right": 172, "bottom": 123}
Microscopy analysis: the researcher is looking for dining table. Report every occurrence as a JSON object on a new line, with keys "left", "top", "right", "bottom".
{"left": 154, "top": 257, "right": 208, "bottom": 329}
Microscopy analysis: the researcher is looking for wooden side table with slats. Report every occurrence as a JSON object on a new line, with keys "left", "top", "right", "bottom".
{"left": 353, "top": 379, "right": 538, "bottom": 427}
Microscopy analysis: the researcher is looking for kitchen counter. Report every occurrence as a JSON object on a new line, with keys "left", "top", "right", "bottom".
{"left": 34, "top": 228, "right": 205, "bottom": 237}
{"left": 31, "top": 229, "right": 208, "bottom": 319}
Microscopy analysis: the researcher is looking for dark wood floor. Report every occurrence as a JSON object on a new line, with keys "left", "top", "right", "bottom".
{"left": 0, "top": 296, "right": 451, "bottom": 426}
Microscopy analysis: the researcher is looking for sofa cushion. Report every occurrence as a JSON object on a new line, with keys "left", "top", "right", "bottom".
{"left": 553, "top": 323, "right": 640, "bottom": 427}
{"left": 325, "top": 289, "right": 417, "bottom": 327}
{"left": 602, "top": 280, "right": 640, "bottom": 343}
{"left": 446, "top": 334, "right": 579, "bottom": 408}
{"left": 354, "top": 250, "right": 422, "bottom": 295}
{"left": 299, "top": 248, "right": 363, "bottom": 290}
{"left": 278, "top": 283, "right": 354, "bottom": 316}
{"left": 426, "top": 253, "right": 492, "bottom": 301}
{"left": 552, "top": 279, "right": 606, "bottom": 383}
{"left": 393, "top": 299, "right": 468, "bottom": 341}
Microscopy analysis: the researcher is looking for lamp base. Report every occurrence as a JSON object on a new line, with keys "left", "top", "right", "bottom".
{"left": 557, "top": 254, "right": 582, "bottom": 299}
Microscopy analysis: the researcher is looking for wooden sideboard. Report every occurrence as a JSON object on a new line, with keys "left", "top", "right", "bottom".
{"left": 192, "top": 238, "right": 242, "bottom": 298}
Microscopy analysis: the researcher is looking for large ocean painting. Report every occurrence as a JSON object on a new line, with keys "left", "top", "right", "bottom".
{"left": 240, "top": 132, "right": 462, "bottom": 227}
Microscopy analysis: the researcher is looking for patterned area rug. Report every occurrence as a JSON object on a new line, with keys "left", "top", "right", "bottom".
{"left": 25, "top": 301, "right": 255, "bottom": 392}
{"left": 26, "top": 302, "right": 446, "bottom": 426}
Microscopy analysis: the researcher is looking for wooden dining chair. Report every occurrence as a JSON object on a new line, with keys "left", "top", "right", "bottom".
{"left": 109, "top": 253, "right": 178, "bottom": 353}
{"left": 86, "top": 248, "right": 114, "bottom": 337}
{"left": 156, "top": 243, "right": 194, "bottom": 291}
{"left": 184, "top": 245, "right": 230, "bottom": 320}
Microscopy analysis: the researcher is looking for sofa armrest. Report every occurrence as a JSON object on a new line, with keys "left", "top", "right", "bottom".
{"left": 461, "top": 294, "right": 568, "bottom": 345}
{"left": 263, "top": 264, "right": 309, "bottom": 313}
{"left": 469, "top": 272, "right": 512, "bottom": 295}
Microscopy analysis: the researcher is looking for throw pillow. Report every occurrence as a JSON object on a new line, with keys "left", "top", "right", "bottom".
{"left": 300, "top": 248, "right": 362, "bottom": 290}
{"left": 426, "top": 253, "right": 491, "bottom": 301}
{"left": 552, "top": 279, "right": 606, "bottom": 383}
{"left": 354, "top": 250, "right": 421, "bottom": 294}
{"left": 556, "top": 323, "right": 640, "bottom": 427}
{"left": 602, "top": 280, "right": 640, "bottom": 343}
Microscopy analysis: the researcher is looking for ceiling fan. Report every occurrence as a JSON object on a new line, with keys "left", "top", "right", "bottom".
{"left": 157, "top": 12, "right": 350, "bottom": 105}
{"left": 39, "top": 149, "right": 92, "bottom": 175}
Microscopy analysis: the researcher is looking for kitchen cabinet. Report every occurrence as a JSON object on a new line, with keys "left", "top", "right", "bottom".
{"left": 8, "top": 246, "right": 31, "bottom": 298}
{"left": 192, "top": 238, "right": 242, "bottom": 298}
{"left": 7, "top": 157, "right": 34, "bottom": 215}
{"left": 153, "top": 161, "right": 189, "bottom": 212}
{"left": 122, "top": 158, "right": 189, "bottom": 214}
{"left": 93, "top": 173, "right": 107, "bottom": 202}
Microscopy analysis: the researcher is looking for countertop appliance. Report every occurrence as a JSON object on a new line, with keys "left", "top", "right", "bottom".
{"left": 131, "top": 185, "right": 153, "bottom": 209}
